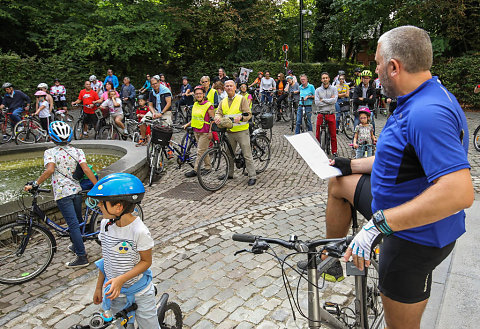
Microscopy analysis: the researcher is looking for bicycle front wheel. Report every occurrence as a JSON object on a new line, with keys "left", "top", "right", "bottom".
{"left": 473, "top": 125, "right": 480, "bottom": 152}
{"left": 0, "top": 222, "right": 56, "bottom": 284}
{"left": 197, "top": 148, "right": 229, "bottom": 192}
{"left": 148, "top": 147, "right": 159, "bottom": 186}
{"left": 1, "top": 121, "right": 13, "bottom": 143}
{"left": 252, "top": 135, "right": 270, "bottom": 174}
{"left": 344, "top": 116, "right": 354, "bottom": 140}
{"left": 158, "top": 301, "right": 183, "bottom": 329}
{"left": 355, "top": 259, "right": 385, "bottom": 329}
{"left": 74, "top": 119, "right": 84, "bottom": 140}
{"left": 320, "top": 129, "right": 329, "bottom": 154}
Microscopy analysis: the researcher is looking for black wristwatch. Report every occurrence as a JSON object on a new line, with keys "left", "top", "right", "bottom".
{"left": 372, "top": 210, "right": 393, "bottom": 235}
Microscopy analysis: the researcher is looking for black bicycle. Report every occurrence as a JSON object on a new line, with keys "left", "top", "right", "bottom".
{"left": 196, "top": 116, "right": 270, "bottom": 191}
{"left": 473, "top": 123, "right": 480, "bottom": 152}
{"left": 315, "top": 111, "right": 332, "bottom": 155}
{"left": 337, "top": 100, "right": 354, "bottom": 139}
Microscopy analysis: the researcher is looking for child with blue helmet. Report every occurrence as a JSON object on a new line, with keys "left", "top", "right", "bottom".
{"left": 88, "top": 173, "right": 159, "bottom": 329}
{"left": 24, "top": 121, "right": 97, "bottom": 267}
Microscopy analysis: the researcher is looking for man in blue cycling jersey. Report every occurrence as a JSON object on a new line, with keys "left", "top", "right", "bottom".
{"left": 324, "top": 26, "right": 473, "bottom": 329}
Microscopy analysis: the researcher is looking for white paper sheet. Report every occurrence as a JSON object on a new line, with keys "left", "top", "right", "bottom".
{"left": 285, "top": 132, "right": 342, "bottom": 179}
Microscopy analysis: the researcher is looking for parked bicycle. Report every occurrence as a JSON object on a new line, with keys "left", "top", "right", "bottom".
{"left": 232, "top": 206, "right": 385, "bottom": 329}
{"left": 473, "top": 124, "right": 480, "bottom": 152}
{"left": 196, "top": 116, "right": 270, "bottom": 191}
{"left": 0, "top": 187, "right": 143, "bottom": 284}
{"left": 14, "top": 113, "right": 47, "bottom": 144}
{"left": 73, "top": 105, "right": 98, "bottom": 140}
{"left": 0, "top": 107, "right": 14, "bottom": 143}
{"left": 144, "top": 118, "right": 197, "bottom": 186}
{"left": 71, "top": 291, "right": 182, "bottom": 329}
{"left": 296, "top": 97, "right": 311, "bottom": 134}
{"left": 314, "top": 111, "right": 332, "bottom": 156}
{"left": 337, "top": 100, "right": 355, "bottom": 140}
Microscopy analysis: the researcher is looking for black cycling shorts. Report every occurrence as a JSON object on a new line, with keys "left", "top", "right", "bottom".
{"left": 54, "top": 100, "right": 67, "bottom": 109}
{"left": 83, "top": 113, "right": 97, "bottom": 126}
{"left": 353, "top": 174, "right": 373, "bottom": 219}
{"left": 353, "top": 175, "right": 456, "bottom": 303}
{"left": 379, "top": 235, "right": 455, "bottom": 303}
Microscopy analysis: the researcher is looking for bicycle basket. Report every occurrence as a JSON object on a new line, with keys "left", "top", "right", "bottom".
{"left": 151, "top": 125, "right": 173, "bottom": 146}
{"left": 260, "top": 113, "right": 273, "bottom": 129}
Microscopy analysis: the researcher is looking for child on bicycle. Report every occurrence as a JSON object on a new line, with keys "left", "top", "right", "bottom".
{"left": 24, "top": 121, "right": 97, "bottom": 267}
{"left": 135, "top": 95, "right": 150, "bottom": 146}
{"left": 88, "top": 173, "right": 159, "bottom": 329}
{"left": 34, "top": 90, "right": 52, "bottom": 131}
{"left": 353, "top": 107, "right": 376, "bottom": 158}
{"left": 101, "top": 90, "right": 127, "bottom": 135}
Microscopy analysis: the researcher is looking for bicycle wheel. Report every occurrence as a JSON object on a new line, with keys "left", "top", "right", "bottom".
{"left": 74, "top": 119, "right": 84, "bottom": 140}
{"left": 281, "top": 103, "right": 291, "bottom": 122}
{"left": 355, "top": 258, "right": 385, "bottom": 329}
{"left": 184, "top": 134, "right": 197, "bottom": 164}
{"left": 158, "top": 301, "right": 183, "bottom": 329}
{"left": 155, "top": 148, "right": 166, "bottom": 175}
{"left": 147, "top": 140, "right": 154, "bottom": 161}
{"left": 320, "top": 129, "right": 328, "bottom": 153}
{"left": 197, "top": 147, "right": 229, "bottom": 192}
{"left": 15, "top": 120, "right": 43, "bottom": 144}
{"left": 1, "top": 119, "right": 13, "bottom": 143}
{"left": 252, "top": 135, "right": 270, "bottom": 174}
{"left": 473, "top": 125, "right": 480, "bottom": 152}
{"left": 148, "top": 147, "right": 159, "bottom": 186}
{"left": 0, "top": 222, "right": 56, "bottom": 284}
{"left": 344, "top": 116, "right": 354, "bottom": 140}
{"left": 290, "top": 107, "right": 296, "bottom": 132}
{"left": 98, "top": 125, "right": 120, "bottom": 140}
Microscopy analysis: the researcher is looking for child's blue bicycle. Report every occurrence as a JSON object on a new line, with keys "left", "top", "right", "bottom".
{"left": 0, "top": 187, "right": 143, "bottom": 284}
{"left": 70, "top": 291, "right": 182, "bottom": 329}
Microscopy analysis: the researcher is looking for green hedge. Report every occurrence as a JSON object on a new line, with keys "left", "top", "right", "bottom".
{"left": 432, "top": 54, "right": 480, "bottom": 110}
{"left": 1, "top": 52, "right": 478, "bottom": 110}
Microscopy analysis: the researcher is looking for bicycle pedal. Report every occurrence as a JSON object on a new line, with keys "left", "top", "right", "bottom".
{"left": 323, "top": 302, "right": 341, "bottom": 316}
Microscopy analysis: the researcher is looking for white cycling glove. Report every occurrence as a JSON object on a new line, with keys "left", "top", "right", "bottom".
{"left": 348, "top": 219, "right": 381, "bottom": 261}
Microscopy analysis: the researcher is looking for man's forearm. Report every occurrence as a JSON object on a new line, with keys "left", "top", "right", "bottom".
{"left": 351, "top": 156, "right": 374, "bottom": 174}
{"left": 385, "top": 168, "right": 473, "bottom": 232}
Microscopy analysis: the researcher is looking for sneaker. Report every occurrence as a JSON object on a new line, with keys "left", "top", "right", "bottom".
{"left": 83, "top": 131, "right": 88, "bottom": 136}
{"left": 218, "top": 174, "right": 234, "bottom": 180}
{"left": 66, "top": 118, "right": 73, "bottom": 122}
{"left": 184, "top": 170, "right": 197, "bottom": 178}
{"left": 67, "top": 244, "right": 75, "bottom": 254}
{"left": 297, "top": 257, "right": 345, "bottom": 283}
{"left": 65, "top": 255, "right": 89, "bottom": 268}
{"left": 123, "top": 128, "right": 128, "bottom": 135}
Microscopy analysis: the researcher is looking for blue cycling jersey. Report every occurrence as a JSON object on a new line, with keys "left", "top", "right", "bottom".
{"left": 371, "top": 77, "right": 470, "bottom": 247}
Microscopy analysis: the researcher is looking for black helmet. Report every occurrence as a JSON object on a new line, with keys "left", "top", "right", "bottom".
{"left": 2, "top": 82, "right": 12, "bottom": 89}
{"left": 354, "top": 67, "right": 362, "bottom": 73}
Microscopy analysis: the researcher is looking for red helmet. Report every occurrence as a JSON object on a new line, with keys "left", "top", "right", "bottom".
{"left": 358, "top": 107, "right": 371, "bottom": 116}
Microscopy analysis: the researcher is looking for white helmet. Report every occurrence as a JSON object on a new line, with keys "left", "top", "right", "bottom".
{"left": 89, "top": 75, "right": 97, "bottom": 82}
{"left": 48, "top": 121, "right": 73, "bottom": 143}
{"left": 37, "top": 83, "right": 48, "bottom": 89}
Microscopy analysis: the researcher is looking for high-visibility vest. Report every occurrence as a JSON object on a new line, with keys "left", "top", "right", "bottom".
{"left": 221, "top": 95, "right": 249, "bottom": 132}
{"left": 240, "top": 92, "right": 252, "bottom": 109}
{"left": 191, "top": 101, "right": 212, "bottom": 129}
{"left": 207, "top": 88, "right": 217, "bottom": 107}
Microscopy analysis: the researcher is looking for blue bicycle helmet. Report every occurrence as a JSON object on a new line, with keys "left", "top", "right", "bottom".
{"left": 49, "top": 121, "right": 73, "bottom": 143}
{"left": 88, "top": 173, "right": 145, "bottom": 204}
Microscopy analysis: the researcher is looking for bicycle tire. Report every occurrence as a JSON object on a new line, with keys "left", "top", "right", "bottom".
{"left": 344, "top": 116, "right": 354, "bottom": 140}
{"left": 155, "top": 148, "right": 166, "bottom": 175}
{"left": 148, "top": 147, "right": 159, "bottom": 186}
{"left": 184, "top": 134, "right": 198, "bottom": 164}
{"left": 356, "top": 258, "right": 385, "bottom": 329}
{"left": 158, "top": 301, "right": 183, "bottom": 329}
{"left": 74, "top": 119, "right": 84, "bottom": 140}
{"left": 290, "top": 107, "right": 296, "bottom": 132}
{"left": 320, "top": 129, "right": 328, "bottom": 154}
{"left": 0, "top": 222, "right": 56, "bottom": 284}
{"left": 473, "top": 125, "right": 480, "bottom": 152}
{"left": 15, "top": 120, "right": 44, "bottom": 144}
{"left": 197, "top": 147, "right": 229, "bottom": 192}
{"left": 281, "top": 103, "right": 292, "bottom": 122}
{"left": 0, "top": 122, "right": 13, "bottom": 143}
{"left": 252, "top": 135, "right": 270, "bottom": 174}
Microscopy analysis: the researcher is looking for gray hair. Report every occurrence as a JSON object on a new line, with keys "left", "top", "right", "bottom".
{"left": 299, "top": 74, "right": 308, "bottom": 79}
{"left": 377, "top": 26, "right": 432, "bottom": 73}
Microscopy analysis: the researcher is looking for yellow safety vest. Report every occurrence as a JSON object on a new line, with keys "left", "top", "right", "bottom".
{"left": 221, "top": 95, "right": 249, "bottom": 132}
{"left": 191, "top": 101, "right": 212, "bottom": 129}
{"left": 240, "top": 92, "right": 252, "bottom": 109}
{"left": 207, "top": 88, "right": 217, "bottom": 107}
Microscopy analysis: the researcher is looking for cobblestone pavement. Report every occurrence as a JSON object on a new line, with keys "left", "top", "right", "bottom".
{"left": 1, "top": 111, "right": 480, "bottom": 328}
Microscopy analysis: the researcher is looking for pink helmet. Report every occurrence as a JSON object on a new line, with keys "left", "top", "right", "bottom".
{"left": 34, "top": 90, "right": 47, "bottom": 96}
{"left": 358, "top": 107, "right": 371, "bottom": 116}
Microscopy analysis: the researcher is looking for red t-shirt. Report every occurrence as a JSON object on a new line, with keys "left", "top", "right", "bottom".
{"left": 78, "top": 89, "right": 99, "bottom": 114}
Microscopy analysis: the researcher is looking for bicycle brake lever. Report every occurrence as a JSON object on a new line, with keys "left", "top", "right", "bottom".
{"left": 251, "top": 241, "right": 269, "bottom": 254}
{"left": 234, "top": 249, "right": 250, "bottom": 256}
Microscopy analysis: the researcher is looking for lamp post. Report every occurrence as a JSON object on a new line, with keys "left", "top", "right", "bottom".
{"left": 304, "top": 30, "right": 311, "bottom": 62}
{"left": 299, "top": 1, "right": 312, "bottom": 63}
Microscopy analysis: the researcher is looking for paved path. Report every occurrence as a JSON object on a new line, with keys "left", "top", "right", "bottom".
{"left": 1, "top": 112, "right": 480, "bottom": 328}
